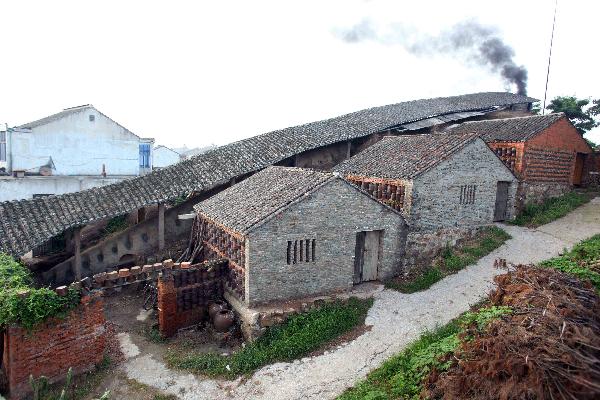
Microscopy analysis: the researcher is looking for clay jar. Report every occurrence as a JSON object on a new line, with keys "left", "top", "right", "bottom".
{"left": 208, "top": 300, "right": 228, "bottom": 319}
{"left": 213, "top": 310, "right": 234, "bottom": 333}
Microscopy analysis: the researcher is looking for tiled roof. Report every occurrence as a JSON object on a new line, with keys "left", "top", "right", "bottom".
{"left": 194, "top": 167, "right": 334, "bottom": 234}
{"left": 0, "top": 92, "right": 535, "bottom": 257}
{"left": 447, "top": 113, "right": 564, "bottom": 142}
{"left": 333, "top": 132, "right": 480, "bottom": 180}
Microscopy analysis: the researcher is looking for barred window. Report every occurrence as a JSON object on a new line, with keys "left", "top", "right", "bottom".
{"left": 460, "top": 185, "right": 477, "bottom": 205}
{"left": 287, "top": 239, "right": 316, "bottom": 265}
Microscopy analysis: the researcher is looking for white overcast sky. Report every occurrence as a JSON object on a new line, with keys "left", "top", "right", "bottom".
{"left": 1, "top": 0, "right": 599, "bottom": 147}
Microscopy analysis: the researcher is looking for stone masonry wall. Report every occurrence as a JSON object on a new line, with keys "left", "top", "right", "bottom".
{"left": 157, "top": 260, "right": 227, "bottom": 337}
{"left": 404, "top": 227, "right": 481, "bottom": 271}
{"left": 2, "top": 293, "right": 106, "bottom": 400}
{"left": 410, "top": 139, "right": 518, "bottom": 230}
{"left": 246, "top": 179, "right": 407, "bottom": 306}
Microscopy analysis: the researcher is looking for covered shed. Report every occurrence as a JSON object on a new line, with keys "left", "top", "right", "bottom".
{"left": 447, "top": 113, "right": 596, "bottom": 204}
{"left": 193, "top": 166, "right": 407, "bottom": 306}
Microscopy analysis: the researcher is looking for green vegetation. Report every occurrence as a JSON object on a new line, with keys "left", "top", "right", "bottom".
{"left": 511, "top": 191, "right": 593, "bottom": 227}
{"left": 0, "top": 253, "right": 80, "bottom": 330}
{"left": 541, "top": 234, "right": 600, "bottom": 291}
{"left": 30, "top": 358, "right": 111, "bottom": 400}
{"left": 167, "top": 298, "right": 373, "bottom": 378}
{"left": 103, "top": 214, "right": 130, "bottom": 236}
{"left": 387, "top": 227, "right": 510, "bottom": 293}
{"left": 338, "top": 305, "right": 512, "bottom": 400}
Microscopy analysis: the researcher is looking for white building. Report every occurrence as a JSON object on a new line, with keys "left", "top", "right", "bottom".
{"left": 153, "top": 145, "right": 181, "bottom": 169}
{"left": 0, "top": 105, "right": 154, "bottom": 201}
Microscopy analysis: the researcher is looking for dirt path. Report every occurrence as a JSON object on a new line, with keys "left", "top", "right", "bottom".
{"left": 120, "top": 197, "right": 600, "bottom": 400}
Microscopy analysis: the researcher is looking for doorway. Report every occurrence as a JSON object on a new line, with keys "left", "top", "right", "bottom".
{"left": 353, "top": 230, "right": 382, "bottom": 283}
{"left": 494, "top": 181, "right": 510, "bottom": 222}
{"left": 573, "top": 153, "right": 586, "bottom": 186}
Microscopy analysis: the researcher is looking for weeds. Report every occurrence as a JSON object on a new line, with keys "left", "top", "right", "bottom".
{"left": 387, "top": 227, "right": 510, "bottom": 294}
{"left": 541, "top": 234, "right": 600, "bottom": 290}
{"left": 166, "top": 298, "right": 372, "bottom": 378}
{"left": 338, "top": 305, "right": 512, "bottom": 400}
{"left": 511, "top": 191, "right": 593, "bottom": 227}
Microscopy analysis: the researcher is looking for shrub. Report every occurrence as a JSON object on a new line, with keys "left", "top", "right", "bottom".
{"left": 167, "top": 297, "right": 373, "bottom": 378}
{"left": 0, "top": 253, "right": 80, "bottom": 330}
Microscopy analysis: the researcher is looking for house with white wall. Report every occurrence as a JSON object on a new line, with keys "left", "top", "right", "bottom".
{"left": 0, "top": 105, "right": 154, "bottom": 201}
{"left": 153, "top": 145, "right": 181, "bottom": 169}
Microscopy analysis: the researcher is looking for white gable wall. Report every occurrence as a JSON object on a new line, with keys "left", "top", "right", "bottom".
{"left": 10, "top": 108, "right": 149, "bottom": 175}
{"left": 153, "top": 146, "right": 180, "bottom": 169}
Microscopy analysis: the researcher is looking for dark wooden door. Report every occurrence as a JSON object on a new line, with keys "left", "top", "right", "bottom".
{"left": 573, "top": 153, "right": 585, "bottom": 186}
{"left": 494, "top": 181, "right": 510, "bottom": 222}
{"left": 353, "top": 231, "right": 381, "bottom": 283}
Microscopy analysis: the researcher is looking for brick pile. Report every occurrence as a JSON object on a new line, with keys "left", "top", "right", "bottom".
{"left": 157, "top": 259, "right": 228, "bottom": 337}
{"left": 2, "top": 293, "right": 106, "bottom": 400}
{"left": 346, "top": 175, "right": 407, "bottom": 211}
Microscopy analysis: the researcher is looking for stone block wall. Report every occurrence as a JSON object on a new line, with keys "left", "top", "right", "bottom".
{"left": 246, "top": 179, "right": 407, "bottom": 306}
{"left": 410, "top": 139, "right": 518, "bottom": 230}
{"left": 157, "top": 260, "right": 227, "bottom": 337}
{"left": 1, "top": 293, "right": 106, "bottom": 400}
{"left": 403, "top": 227, "right": 480, "bottom": 272}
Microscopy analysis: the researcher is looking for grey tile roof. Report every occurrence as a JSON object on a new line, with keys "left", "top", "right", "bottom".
{"left": 194, "top": 167, "right": 334, "bottom": 234}
{"left": 0, "top": 92, "right": 535, "bottom": 257}
{"left": 447, "top": 113, "right": 565, "bottom": 142}
{"left": 333, "top": 132, "right": 480, "bottom": 180}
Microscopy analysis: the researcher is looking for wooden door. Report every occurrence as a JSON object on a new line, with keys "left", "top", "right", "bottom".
{"left": 573, "top": 153, "right": 585, "bottom": 186}
{"left": 494, "top": 181, "right": 510, "bottom": 222}
{"left": 353, "top": 230, "right": 381, "bottom": 283}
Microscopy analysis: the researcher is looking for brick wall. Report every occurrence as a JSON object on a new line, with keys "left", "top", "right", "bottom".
{"left": 345, "top": 175, "right": 409, "bottom": 212}
{"left": 157, "top": 260, "right": 227, "bottom": 337}
{"left": 487, "top": 142, "right": 525, "bottom": 177}
{"left": 522, "top": 147, "right": 574, "bottom": 184}
{"left": 2, "top": 294, "right": 106, "bottom": 400}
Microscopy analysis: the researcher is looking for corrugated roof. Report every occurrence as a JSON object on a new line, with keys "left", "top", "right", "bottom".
{"left": 195, "top": 167, "right": 334, "bottom": 234}
{"left": 447, "top": 113, "right": 564, "bottom": 142}
{"left": 333, "top": 132, "right": 480, "bottom": 180}
{"left": 0, "top": 92, "right": 536, "bottom": 257}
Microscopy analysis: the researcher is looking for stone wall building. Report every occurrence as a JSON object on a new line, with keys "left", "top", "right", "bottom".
{"left": 333, "top": 132, "right": 518, "bottom": 268}
{"left": 193, "top": 166, "right": 407, "bottom": 306}
{"left": 447, "top": 113, "right": 596, "bottom": 206}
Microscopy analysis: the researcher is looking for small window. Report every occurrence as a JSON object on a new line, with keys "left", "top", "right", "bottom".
{"left": 139, "top": 143, "right": 151, "bottom": 168}
{"left": 459, "top": 185, "right": 477, "bottom": 205}
{"left": 287, "top": 238, "right": 316, "bottom": 265}
{"left": 89, "top": 114, "right": 95, "bottom": 122}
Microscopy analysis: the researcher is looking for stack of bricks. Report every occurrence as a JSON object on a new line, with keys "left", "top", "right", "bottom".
{"left": 346, "top": 176, "right": 406, "bottom": 210}
{"left": 198, "top": 217, "right": 246, "bottom": 300}
{"left": 90, "top": 258, "right": 179, "bottom": 292}
{"left": 157, "top": 259, "right": 228, "bottom": 337}
{"left": 2, "top": 293, "right": 106, "bottom": 400}
{"left": 524, "top": 147, "right": 574, "bottom": 183}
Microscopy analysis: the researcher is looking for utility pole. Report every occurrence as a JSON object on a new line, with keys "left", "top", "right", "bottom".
{"left": 542, "top": 0, "right": 558, "bottom": 115}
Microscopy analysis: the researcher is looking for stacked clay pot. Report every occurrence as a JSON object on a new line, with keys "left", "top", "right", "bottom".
{"left": 208, "top": 300, "right": 235, "bottom": 332}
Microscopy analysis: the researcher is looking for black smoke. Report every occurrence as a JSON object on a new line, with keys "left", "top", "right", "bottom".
{"left": 335, "top": 19, "right": 528, "bottom": 95}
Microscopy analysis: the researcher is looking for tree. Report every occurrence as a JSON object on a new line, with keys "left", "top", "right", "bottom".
{"left": 545, "top": 96, "right": 599, "bottom": 135}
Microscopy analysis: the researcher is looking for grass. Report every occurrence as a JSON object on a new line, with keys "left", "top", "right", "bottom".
{"left": 511, "top": 191, "right": 594, "bottom": 227}
{"left": 338, "top": 305, "right": 512, "bottom": 400}
{"left": 36, "top": 355, "right": 112, "bottom": 400}
{"left": 166, "top": 297, "right": 373, "bottom": 378}
{"left": 387, "top": 226, "right": 511, "bottom": 294}
{"left": 540, "top": 234, "right": 600, "bottom": 291}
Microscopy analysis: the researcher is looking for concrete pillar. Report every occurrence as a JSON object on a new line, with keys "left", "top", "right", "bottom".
{"left": 73, "top": 227, "right": 82, "bottom": 281}
{"left": 158, "top": 203, "right": 165, "bottom": 250}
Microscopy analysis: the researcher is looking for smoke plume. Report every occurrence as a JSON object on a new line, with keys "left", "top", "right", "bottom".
{"left": 335, "top": 19, "right": 528, "bottom": 95}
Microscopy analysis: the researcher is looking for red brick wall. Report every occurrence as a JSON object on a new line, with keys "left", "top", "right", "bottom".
{"left": 527, "top": 118, "right": 592, "bottom": 154}
{"left": 487, "top": 142, "right": 525, "bottom": 177}
{"left": 2, "top": 294, "right": 106, "bottom": 400}
{"left": 157, "top": 260, "right": 226, "bottom": 337}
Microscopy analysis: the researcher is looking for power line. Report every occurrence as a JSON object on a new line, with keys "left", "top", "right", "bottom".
{"left": 542, "top": 0, "right": 558, "bottom": 115}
